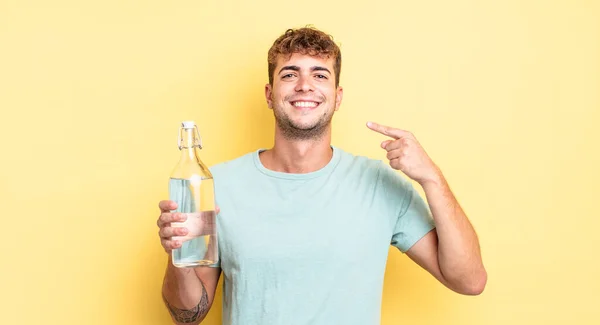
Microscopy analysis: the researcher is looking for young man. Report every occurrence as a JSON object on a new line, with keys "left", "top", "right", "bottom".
{"left": 157, "top": 27, "right": 487, "bottom": 325}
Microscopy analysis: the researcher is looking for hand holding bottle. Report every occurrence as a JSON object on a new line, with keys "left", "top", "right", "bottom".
{"left": 157, "top": 200, "right": 220, "bottom": 253}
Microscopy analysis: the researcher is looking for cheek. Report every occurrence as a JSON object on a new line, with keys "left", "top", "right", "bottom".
{"left": 319, "top": 85, "right": 336, "bottom": 97}
{"left": 272, "top": 88, "right": 288, "bottom": 101}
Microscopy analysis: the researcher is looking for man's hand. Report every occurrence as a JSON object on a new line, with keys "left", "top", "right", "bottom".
{"left": 157, "top": 200, "right": 220, "bottom": 253}
{"left": 367, "top": 121, "right": 441, "bottom": 186}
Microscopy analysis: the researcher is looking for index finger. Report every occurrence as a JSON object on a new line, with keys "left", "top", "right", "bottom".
{"left": 159, "top": 200, "right": 177, "bottom": 213}
{"left": 366, "top": 121, "right": 408, "bottom": 139}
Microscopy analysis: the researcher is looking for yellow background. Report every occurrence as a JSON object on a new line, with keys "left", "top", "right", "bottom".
{"left": 1, "top": 1, "right": 598, "bottom": 324}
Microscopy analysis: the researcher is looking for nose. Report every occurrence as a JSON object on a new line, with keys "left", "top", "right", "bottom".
{"left": 294, "top": 74, "right": 313, "bottom": 92}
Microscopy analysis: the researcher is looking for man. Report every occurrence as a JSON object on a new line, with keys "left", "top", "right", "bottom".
{"left": 157, "top": 27, "right": 487, "bottom": 325}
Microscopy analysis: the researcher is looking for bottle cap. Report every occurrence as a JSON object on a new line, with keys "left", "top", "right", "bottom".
{"left": 181, "top": 121, "right": 195, "bottom": 129}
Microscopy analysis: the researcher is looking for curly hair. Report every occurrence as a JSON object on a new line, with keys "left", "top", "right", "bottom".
{"left": 267, "top": 27, "right": 342, "bottom": 87}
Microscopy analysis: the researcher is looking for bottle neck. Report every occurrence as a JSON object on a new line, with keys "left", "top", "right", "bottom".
{"left": 179, "top": 128, "right": 202, "bottom": 160}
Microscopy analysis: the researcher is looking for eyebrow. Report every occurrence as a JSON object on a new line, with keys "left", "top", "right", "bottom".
{"left": 278, "top": 65, "right": 331, "bottom": 75}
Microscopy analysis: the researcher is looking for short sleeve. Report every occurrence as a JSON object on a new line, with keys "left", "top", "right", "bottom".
{"left": 378, "top": 162, "right": 436, "bottom": 253}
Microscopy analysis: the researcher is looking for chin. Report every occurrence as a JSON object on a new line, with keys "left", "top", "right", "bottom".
{"left": 290, "top": 120, "right": 322, "bottom": 130}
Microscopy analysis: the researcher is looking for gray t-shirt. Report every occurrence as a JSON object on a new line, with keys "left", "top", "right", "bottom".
{"left": 208, "top": 145, "right": 435, "bottom": 325}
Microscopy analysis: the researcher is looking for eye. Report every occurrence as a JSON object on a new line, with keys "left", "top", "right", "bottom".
{"left": 282, "top": 73, "right": 296, "bottom": 79}
{"left": 315, "top": 74, "right": 328, "bottom": 79}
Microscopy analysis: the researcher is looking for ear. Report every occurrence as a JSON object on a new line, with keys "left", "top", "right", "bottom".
{"left": 334, "top": 86, "right": 343, "bottom": 111}
{"left": 265, "top": 83, "right": 273, "bottom": 109}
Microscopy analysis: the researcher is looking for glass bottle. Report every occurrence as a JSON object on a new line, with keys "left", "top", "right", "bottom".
{"left": 169, "top": 121, "right": 218, "bottom": 267}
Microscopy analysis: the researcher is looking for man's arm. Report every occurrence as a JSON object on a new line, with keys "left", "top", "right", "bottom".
{"left": 406, "top": 174, "right": 486, "bottom": 295}
{"left": 162, "top": 260, "right": 221, "bottom": 324}
{"left": 157, "top": 200, "right": 222, "bottom": 324}
{"left": 367, "top": 121, "right": 487, "bottom": 295}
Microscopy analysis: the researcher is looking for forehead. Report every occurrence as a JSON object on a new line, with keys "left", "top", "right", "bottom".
{"left": 275, "top": 53, "right": 335, "bottom": 70}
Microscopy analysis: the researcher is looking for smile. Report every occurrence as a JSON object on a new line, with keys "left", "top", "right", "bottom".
{"left": 291, "top": 101, "right": 320, "bottom": 108}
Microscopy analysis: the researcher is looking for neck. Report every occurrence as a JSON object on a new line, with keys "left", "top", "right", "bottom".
{"left": 260, "top": 126, "right": 333, "bottom": 174}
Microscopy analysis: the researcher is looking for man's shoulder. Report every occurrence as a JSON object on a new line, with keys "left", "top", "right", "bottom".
{"left": 334, "top": 145, "right": 384, "bottom": 173}
{"left": 209, "top": 149, "right": 257, "bottom": 177}
{"left": 335, "top": 145, "right": 411, "bottom": 187}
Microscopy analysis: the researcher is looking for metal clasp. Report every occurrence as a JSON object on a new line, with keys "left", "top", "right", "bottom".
{"left": 177, "top": 125, "right": 203, "bottom": 150}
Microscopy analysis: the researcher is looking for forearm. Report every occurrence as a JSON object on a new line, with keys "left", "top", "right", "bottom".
{"left": 421, "top": 171, "right": 487, "bottom": 294}
{"left": 162, "top": 256, "right": 210, "bottom": 324}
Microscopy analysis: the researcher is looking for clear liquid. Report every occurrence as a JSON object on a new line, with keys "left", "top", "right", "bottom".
{"left": 169, "top": 177, "right": 218, "bottom": 267}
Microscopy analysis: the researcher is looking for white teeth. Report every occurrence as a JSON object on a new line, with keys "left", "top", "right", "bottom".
{"left": 293, "top": 101, "right": 318, "bottom": 108}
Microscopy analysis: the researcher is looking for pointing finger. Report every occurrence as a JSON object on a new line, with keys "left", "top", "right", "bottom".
{"left": 367, "top": 122, "right": 409, "bottom": 139}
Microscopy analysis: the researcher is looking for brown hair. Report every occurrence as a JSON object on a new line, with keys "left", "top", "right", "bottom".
{"left": 267, "top": 27, "right": 342, "bottom": 87}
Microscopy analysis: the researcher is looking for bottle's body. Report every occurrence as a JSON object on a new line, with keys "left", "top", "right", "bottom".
{"left": 169, "top": 177, "right": 217, "bottom": 267}
{"left": 169, "top": 121, "right": 218, "bottom": 267}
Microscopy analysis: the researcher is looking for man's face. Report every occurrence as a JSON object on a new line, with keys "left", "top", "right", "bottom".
{"left": 265, "top": 53, "right": 343, "bottom": 140}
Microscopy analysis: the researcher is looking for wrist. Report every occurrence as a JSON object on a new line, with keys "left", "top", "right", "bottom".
{"left": 419, "top": 166, "right": 444, "bottom": 189}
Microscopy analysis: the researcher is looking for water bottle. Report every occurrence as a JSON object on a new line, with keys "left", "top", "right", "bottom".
{"left": 169, "top": 121, "right": 218, "bottom": 267}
